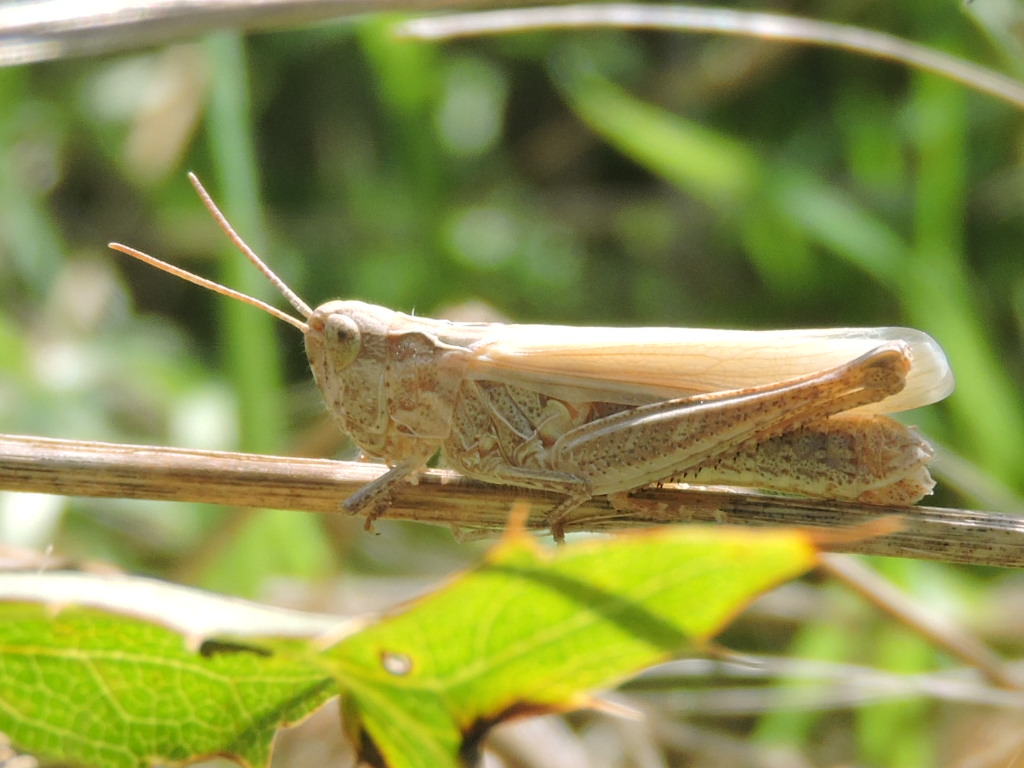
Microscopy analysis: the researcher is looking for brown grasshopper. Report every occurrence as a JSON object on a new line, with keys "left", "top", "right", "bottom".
{"left": 110, "top": 174, "right": 954, "bottom": 539}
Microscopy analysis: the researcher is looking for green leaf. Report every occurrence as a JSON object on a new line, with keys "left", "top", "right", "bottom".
{"left": 0, "top": 601, "right": 338, "bottom": 768}
{"left": 0, "top": 572, "right": 353, "bottom": 767}
{"left": 328, "top": 525, "right": 817, "bottom": 768}
{"left": 552, "top": 48, "right": 760, "bottom": 204}
{"left": 0, "top": 527, "right": 816, "bottom": 768}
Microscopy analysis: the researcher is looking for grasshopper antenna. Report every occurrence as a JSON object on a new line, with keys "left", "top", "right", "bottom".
{"left": 108, "top": 242, "right": 309, "bottom": 333}
{"left": 108, "top": 172, "right": 311, "bottom": 334}
{"left": 185, "top": 173, "right": 313, "bottom": 320}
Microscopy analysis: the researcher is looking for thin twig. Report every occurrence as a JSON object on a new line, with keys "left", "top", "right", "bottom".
{"left": 820, "top": 554, "right": 1018, "bottom": 689}
{"left": 0, "top": 0, "right": 537, "bottom": 66}
{"left": 1, "top": 432, "right": 1022, "bottom": 567}
{"left": 400, "top": 4, "right": 1024, "bottom": 110}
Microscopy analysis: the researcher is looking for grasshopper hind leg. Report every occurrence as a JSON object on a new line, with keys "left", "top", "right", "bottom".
{"left": 680, "top": 414, "right": 936, "bottom": 505}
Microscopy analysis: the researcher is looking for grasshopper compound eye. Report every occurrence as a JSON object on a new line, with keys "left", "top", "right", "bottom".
{"left": 321, "top": 313, "right": 362, "bottom": 370}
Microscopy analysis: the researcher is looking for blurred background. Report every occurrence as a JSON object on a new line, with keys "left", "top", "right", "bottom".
{"left": 1, "top": 1, "right": 1024, "bottom": 765}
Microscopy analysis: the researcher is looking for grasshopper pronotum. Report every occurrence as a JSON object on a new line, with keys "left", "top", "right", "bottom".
{"left": 110, "top": 174, "right": 954, "bottom": 540}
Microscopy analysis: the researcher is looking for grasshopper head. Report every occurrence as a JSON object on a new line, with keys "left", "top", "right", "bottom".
{"left": 306, "top": 300, "right": 470, "bottom": 455}
{"left": 305, "top": 301, "right": 400, "bottom": 455}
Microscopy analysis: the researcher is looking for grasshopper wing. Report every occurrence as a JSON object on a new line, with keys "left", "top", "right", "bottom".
{"left": 463, "top": 325, "right": 953, "bottom": 413}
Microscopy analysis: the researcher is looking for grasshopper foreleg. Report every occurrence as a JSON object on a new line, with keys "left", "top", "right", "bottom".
{"left": 342, "top": 457, "right": 427, "bottom": 531}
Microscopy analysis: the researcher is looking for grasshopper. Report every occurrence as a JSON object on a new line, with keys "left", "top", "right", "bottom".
{"left": 110, "top": 174, "right": 954, "bottom": 540}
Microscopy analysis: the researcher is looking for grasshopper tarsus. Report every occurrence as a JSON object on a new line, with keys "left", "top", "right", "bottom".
{"left": 544, "top": 491, "right": 595, "bottom": 543}
{"left": 343, "top": 460, "right": 419, "bottom": 512}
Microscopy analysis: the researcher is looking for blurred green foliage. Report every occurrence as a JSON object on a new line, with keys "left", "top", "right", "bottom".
{"left": 1, "top": 2, "right": 1023, "bottom": 765}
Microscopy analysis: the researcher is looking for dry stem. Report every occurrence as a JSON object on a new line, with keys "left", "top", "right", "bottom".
{"left": 1, "top": 432, "right": 1022, "bottom": 567}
